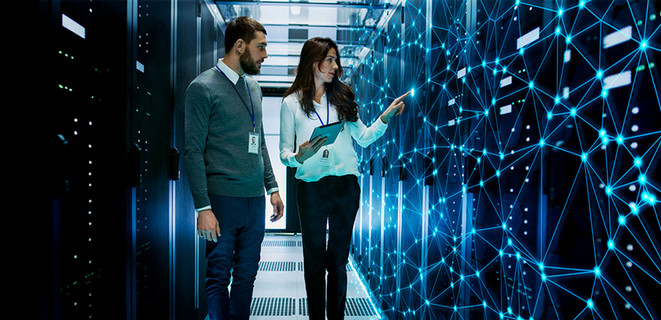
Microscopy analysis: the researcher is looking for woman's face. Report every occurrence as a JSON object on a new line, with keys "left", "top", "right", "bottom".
{"left": 314, "top": 47, "right": 339, "bottom": 84}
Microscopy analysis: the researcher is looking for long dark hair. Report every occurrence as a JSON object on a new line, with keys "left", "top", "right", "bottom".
{"left": 285, "top": 37, "right": 359, "bottom": 122}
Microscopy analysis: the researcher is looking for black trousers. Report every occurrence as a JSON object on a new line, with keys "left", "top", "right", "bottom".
{"left": 297, "top": 175, "right": 361, "bottom": 320}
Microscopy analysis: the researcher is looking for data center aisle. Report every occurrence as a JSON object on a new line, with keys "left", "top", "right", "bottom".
{"left": 249, "top": 234, "right": 382, "bottom": 320}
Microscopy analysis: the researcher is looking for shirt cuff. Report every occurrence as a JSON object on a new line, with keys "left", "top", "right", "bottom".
{"left": 196, "top": 205, "right": 212, "bottom": 212}
{"left": 267, "top": 187, "right": 279, "bottom": 195}
{"left": 285, "top": 153, "right": 304, "bottom": 168}
{"left": 376, "top": 116, "right": 390, "bottom": 129}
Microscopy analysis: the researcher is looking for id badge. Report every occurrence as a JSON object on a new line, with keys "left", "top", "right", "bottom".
{"left": 248, "top": 132, "right": 260, "bottom": 154}
{"left": 319, "top": 148, "right": 330, "bottom": 166}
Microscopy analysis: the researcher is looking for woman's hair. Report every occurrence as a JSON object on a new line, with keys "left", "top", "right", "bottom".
{"left": 225, "top": 16, "right": 267, "bottom": 51}
{"left": 285, "top": 37, "right": 359, "bottom": 122}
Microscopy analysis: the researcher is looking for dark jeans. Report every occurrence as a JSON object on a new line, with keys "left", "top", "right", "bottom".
{"left": 205, "top": 194, "right": 265, "bottom": 320}
{"left": 297, "top": 175, "right": 361, "bottom": 320}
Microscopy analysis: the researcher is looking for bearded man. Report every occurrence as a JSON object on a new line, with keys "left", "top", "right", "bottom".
{"left": 184, "top": 16, "right": 284, "bottom": 320}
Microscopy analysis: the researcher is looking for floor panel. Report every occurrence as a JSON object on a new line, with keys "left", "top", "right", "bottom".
{"left": 250, "top": 234, "right": 382, "bottom": 320}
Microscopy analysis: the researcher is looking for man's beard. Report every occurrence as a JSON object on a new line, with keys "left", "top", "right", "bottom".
{"left": 240, "top": 50, "right": 261, "bottom": 75}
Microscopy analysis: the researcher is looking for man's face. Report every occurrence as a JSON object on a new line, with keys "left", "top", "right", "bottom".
{"left": 240, "top": 31, "right": 268, "bottom": 75}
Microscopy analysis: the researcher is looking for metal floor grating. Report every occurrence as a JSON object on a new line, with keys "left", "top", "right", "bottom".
{"left": 250, "top": 297, "right": 296, "bottom": 316}
{"left": 258, "top": 260, "right": 297, "bottom": 272}
{"left": 297, "top": 298, "right": 376, "bottom": 317}
{"left": 345, "top": 298, "right": 377, "bottom": 317}
{"left": 261, "top": 240, "right": 302, "bottom": 247}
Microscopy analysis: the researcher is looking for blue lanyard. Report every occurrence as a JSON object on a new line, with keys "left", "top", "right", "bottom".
{"left": 215, "top": 65, "right": 256, "bottom": 130}
{"left": 313, "top": 98, "right": 330, "bottom": 126}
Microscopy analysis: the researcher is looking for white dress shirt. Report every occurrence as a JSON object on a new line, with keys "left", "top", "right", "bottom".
{"left": 279, "top": 92, "right": 388, "bottom": 182}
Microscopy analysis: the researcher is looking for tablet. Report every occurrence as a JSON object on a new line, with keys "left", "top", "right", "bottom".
{"left": 309, "top": 121, "right": 343, "bottom": 146}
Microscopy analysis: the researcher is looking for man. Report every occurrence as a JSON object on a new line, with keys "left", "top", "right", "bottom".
{"left": 184, "top": 16, "right": 284, "bottom": 320}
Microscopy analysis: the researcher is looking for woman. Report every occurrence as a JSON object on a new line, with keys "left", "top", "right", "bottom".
{"left": 279, "top": 37, "right": 409, "bottom": 320}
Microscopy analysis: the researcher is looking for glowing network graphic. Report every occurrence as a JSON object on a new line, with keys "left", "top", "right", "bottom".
{"left": 350, "top": 1, "right": 660, "bottom": 319}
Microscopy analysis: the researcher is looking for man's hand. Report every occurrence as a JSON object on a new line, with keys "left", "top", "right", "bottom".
{"left": 197, "top": 209, "right": 220, "bottom": 242}
{"left": 269, "top": 192, "right": 285, "bottom": 222}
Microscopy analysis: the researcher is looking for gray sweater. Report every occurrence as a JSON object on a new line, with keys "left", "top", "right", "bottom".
{"left": 184, "top": 66, "right": 277, "bottom": 209}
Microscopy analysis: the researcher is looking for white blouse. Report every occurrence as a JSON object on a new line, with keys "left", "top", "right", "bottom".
{"left": 279, "top": 92, "right": 388, "bottom": 182}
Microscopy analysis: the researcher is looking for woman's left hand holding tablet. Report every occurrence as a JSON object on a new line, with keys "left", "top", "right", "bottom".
{"left": 295, "top": 135, "right": 328, "bottom": 164}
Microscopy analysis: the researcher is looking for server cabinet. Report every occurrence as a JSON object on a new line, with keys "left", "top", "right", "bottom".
{"left": 129, "top": 0, "right": 221, "bottom": 319}
{"left": 42, "top": 0, "right": 132, "bottom": 318}
{"left": 42, "top": 0, "right": 221, "bottom": 319}
{"left": 351, "top": 0, "right": 661, "bottom": 319}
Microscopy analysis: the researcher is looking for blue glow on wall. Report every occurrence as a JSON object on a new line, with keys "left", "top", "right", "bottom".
{"left": 350, "top": 1, "right": 660, "bottom": 319}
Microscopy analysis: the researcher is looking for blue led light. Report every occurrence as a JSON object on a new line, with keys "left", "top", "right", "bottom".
{"left": 618, "top": 215, "right": 626, "bottom": 225}
{"left": 642, "top": 192, "right": 656, "bottom": 204}
{"left": 607, "top": 239, "right": 615, "bottom": 249}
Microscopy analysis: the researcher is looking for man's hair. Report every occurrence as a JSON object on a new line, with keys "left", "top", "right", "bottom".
{"left": 224, "top": 16, "right": 267, "bottom": 51}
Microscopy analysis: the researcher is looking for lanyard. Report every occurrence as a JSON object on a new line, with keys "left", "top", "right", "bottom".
{"left": 313, "top": 98, "right": 330, "bottom": 126}
{"left": 215, "top": 65, "right": 256, "bottom": 131}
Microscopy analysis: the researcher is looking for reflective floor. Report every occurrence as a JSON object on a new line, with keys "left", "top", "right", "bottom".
{"left": 250, "top": 234, "right": 382, "bottom": 320}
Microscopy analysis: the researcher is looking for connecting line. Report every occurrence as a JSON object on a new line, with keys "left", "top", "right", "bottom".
{"left": 609, "top": 244, "right": 656, "bottom": 319}
{"left": 349, "top": 1, "right": 660, "bottom": 319}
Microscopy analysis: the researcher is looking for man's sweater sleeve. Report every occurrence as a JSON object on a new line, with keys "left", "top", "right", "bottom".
{"left": 184, "top": 80, "right": 212, "bottom": 210}
{"left": 260, "top": 124, "right": 279, "bottom": 193}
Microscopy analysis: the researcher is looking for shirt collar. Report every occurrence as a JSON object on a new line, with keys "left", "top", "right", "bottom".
{"left": 312, "top": 93, "right": 328, "bottom": 106}
{"left": 216, "top": 58, "right": 243, "bottom": 85}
